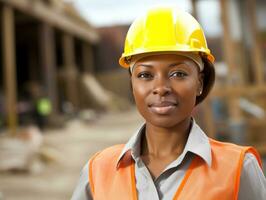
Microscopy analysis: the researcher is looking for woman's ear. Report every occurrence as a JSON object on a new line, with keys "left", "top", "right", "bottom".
{"left": 197, "top": 73, "right": 204, "bottom": 96}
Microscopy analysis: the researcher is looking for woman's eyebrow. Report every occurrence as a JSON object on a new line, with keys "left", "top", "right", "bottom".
{"left": 135, "top": 64, "right": 153, "bottom": 69}
{"left": 168, "top": 62, "right": 186, "bottom": 68}
{"left": 135, "top": 62, "right": 188, "bottom": 69}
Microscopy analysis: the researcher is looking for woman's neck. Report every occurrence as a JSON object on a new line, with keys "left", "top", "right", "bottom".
{"left": 142, "top": 118, "right": 192, "bottom": 158}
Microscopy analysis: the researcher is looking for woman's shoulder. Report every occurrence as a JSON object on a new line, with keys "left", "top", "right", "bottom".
{"left": 98, "top": 144, "right": 125, "bottom": 155}
{"left": 209, "top": 138, "right": 251, "bottom": 151}
{"left": 90, "top": 144, "right": 125, "bottom": 163}
{"left": 208, "top": 138, "right": 262, "bottom": 164}
{"left": 208, "top": 138, "right": 258, "bottom": 158}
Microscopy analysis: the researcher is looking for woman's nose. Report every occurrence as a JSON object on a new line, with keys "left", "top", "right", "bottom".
{"left": 152, "top": 78, "right": 172, "bottom": 96}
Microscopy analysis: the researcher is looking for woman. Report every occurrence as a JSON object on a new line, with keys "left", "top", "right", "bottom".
{"left": 71, "top": 6, "right": 266, "bottom": 200}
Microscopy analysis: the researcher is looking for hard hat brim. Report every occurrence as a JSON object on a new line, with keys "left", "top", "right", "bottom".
{"left": 119, "top": 50, "right": 215, "bottom": 68}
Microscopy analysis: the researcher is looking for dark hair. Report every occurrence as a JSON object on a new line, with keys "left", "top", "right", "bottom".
{"left": 196, "top": 56, "right": 215, "bottom": 105}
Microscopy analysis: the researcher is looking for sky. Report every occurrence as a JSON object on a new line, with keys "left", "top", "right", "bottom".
{"left": 65, "top": 0, "right": 223, "bottom": 37}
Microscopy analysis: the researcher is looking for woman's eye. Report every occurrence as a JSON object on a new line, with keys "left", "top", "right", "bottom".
{"left": 137, "top": 72, "right": 153, "bottom": 79}
{"left": 170, "top": 71, "right": 187, "bottom": 78}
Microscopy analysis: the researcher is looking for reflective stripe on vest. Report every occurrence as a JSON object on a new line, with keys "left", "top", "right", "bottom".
{"left": 88, "top": 139, "right": 262, "bottom": 200}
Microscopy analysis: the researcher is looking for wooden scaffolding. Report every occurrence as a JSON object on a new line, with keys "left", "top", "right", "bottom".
{"left": 0, "top": 0, "right": 99, "bottom": 135}
{"left": 192, "top": 0, "right": 266, "bottom": 155}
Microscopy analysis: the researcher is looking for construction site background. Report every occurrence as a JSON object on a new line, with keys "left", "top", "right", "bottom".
{"left": 0, "top": 0, "right": 266, "bottom": 199}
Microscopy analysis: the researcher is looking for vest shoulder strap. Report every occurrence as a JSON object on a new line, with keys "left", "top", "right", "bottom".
{"left": 89, "top": 144, "right": 137, "bottom": 200}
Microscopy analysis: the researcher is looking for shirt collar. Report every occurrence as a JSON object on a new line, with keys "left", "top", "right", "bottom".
{"left": 116, "top": 119, "right": 212, "bottom": 168}
{"left": 116, "top": 122, "right": 145, "bottom": 167}
{"left": 184, "top": 120, "right": 212, "bottom": 166}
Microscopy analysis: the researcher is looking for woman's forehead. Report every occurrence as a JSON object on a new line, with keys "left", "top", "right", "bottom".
{"left": 133, "top": 54, "right": 196, "bottom": 69}
{"left": 130, "top": 53, "right": 204, "bottom": 73}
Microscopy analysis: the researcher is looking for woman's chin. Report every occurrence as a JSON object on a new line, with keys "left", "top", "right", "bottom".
{"left": 146, "top": 117, "right": 183, "bottom": 129}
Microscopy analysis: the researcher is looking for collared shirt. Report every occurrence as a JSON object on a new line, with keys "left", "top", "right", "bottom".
{"left": 71, "top": 120, "right": 266, "bottom": 200}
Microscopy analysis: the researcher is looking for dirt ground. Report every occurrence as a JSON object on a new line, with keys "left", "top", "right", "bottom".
{"left": 0, "top": 108, "right": 144, "bottom": 200}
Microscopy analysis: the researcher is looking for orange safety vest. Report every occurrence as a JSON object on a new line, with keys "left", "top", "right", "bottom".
{"left": 88, "top": 138, "right": 262, "bottom": 200}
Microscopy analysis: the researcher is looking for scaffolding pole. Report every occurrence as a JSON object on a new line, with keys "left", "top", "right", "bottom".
{"left": 1, "top": 5, "right": 17, "bottom": 136}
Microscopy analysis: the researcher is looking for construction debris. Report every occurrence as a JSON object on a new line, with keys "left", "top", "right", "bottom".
{"left": 81, "top": 73, "right": 131, "bottom": 111}
{"left": 0, "top": 126, "right": 43, "bottom": 172}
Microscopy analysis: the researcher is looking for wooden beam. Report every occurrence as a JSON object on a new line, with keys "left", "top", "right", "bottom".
{"left": 1, "top": 5, "right": 17, "bottom": 136}
{"left": 82, "top": 44, "right": 94, "bottom": 73}
{"left": 63, "top": 34, "right": 75, "bottom": 67}
{"left": 0, "top": 0, "right": 99, "bottom": 43}
{"left": 220, "top": 0, "right": 242, "bottom": 84}
{"left": 62, "top": 33, "right": 79, "bottom": 108}
{"left": 201, "top": 98, "right": 216, "bottom": 138}
{"left": 39, "top": 23, "right": 58, "bottom": 114}
{"left": 211, "top": 84, "right": 266, "bottom": 98}
{"left": 219, "top": 0, "right": 245, "bottom": 141}
{"left": 191, "top": 0, "right": 198, "bottom": 19}
{"left": 246, "top": 0, "right": 264, "bottom": 84}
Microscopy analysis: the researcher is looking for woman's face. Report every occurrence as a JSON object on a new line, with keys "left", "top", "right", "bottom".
{"left": 131, "top": 54, "right": 203, "bottom": 128}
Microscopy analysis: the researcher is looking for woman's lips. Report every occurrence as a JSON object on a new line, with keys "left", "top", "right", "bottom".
{"left": 148, "top": 101, "right": 177, "bottom": 115}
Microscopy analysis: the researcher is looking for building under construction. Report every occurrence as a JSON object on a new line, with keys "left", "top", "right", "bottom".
{"left": 0, "top": 0, "right": 102, "bottom": 134}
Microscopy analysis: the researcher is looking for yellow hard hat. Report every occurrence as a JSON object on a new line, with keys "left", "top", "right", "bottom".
{"left": 119, "top": 6, "right": 215, "bottom": 68}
